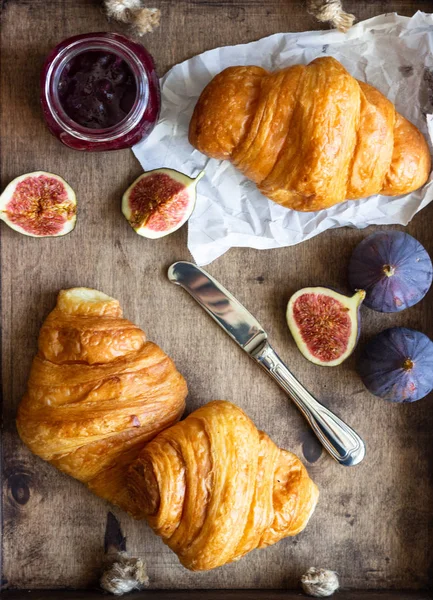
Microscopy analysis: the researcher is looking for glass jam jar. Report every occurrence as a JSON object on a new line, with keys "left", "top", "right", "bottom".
{"left": 41, "top": 32, "right": 160, "bottom": 151}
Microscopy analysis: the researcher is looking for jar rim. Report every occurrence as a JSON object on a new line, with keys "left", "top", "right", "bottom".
{"left": 43, "top": 33, "right": 150, "bottom": 142}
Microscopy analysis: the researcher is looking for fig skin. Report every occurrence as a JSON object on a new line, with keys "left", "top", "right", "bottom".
{"left": 348, "top": 231, "right": 433, "bottom": 313}
{"left": 0, "top": 171, "right": 77, "bottom": 238}
{"left": 122, "top": 168, "right": 204, "bottom": 239}
{"left": 286, "top": 287, "right": 365, "bottom": 367}
{"left": 357, "top": 327, "right": 433, "bottom": 402}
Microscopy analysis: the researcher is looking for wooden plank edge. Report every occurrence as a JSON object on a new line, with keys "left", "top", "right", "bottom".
{"left": 1, "top": 590, "right": 432, "bottom": 599}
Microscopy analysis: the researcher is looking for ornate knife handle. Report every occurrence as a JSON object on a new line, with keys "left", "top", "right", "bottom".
{"left": 252, "top": 341, "right": 365, "bottom": 466}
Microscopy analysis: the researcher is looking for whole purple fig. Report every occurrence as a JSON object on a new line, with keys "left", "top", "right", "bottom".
{"left": 348, "top": 231, "right": 432, "bottom": 313}
{"left": 357, "top": 327, "right": 433, "bottom": 403}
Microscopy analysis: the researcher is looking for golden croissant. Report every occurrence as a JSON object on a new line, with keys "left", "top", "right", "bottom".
{"left": 128, "top": 400, "right": 318, "bottom": 571}
{"left": 189, "top": 56, "right": 431, "bottom": 212}
{"left": 17, "top": 288, "right": 187, "bottom": 515}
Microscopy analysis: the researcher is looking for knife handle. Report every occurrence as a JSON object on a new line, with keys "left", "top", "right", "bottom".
{"left": 252, "top": 341, "right": 365, "bottom": 466}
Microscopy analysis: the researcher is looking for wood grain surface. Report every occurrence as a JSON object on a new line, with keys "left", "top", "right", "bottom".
{"left": 2, "top": 591, "right": 433, "bottom": 600}
{"left": 1, "top": 0, "right": 433, "bottom": 593}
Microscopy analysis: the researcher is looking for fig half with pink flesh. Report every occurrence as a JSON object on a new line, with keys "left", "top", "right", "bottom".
{"left": 286, "top": 287, "right": 365, "bottom": 367}
{"left": 0, "top": 171, "right": 77, "bottom": 237}
{"left": 122, "top": 168, "right": 204, "bottom": 239}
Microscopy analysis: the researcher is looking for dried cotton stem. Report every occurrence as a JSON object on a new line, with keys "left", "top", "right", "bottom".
{"left": 307, "top": 0, "right": 355, "bottom": 32}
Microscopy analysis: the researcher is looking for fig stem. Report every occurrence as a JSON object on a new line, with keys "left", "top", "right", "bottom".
{"left": 383, "top": 264, "right": 395, "bottom": 277}
{"left": 193, "top": 170, "right": 205, "bottom": 185}
{"left": 402, "top": 358, "right": 414, "bottom": 371}
{"left": 353, "top": 289, "right": 366, "bottom": 305}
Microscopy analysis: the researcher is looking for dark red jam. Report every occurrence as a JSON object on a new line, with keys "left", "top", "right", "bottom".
{"left": 41, "top": 33, "right": 160, "bottom": 151}
{"left": 58, "top": 51, "right": 137, "bottom": 129}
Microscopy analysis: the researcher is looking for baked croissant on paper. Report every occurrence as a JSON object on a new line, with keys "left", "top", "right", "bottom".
{"left": 128, "top": 400, "right": 319, "bottom": 571}
{"left": 189, "top": 56, "right": 431, "bottom": 212}
{"left": 17, "top": 288, "right": 187, "bottom": 515}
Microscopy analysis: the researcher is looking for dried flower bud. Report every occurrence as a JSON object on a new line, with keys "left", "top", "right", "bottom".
{"left": 104, "top": 0, "right": 161, "bottom": 34}
{"left": 301, "top": 567, "right": 340, "bottom": 597}
{"left": 307, "top": 0, "right": 355, "bottom": 32}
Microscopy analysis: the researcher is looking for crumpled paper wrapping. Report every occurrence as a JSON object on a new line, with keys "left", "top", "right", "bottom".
{"left": 133, "top": 11, "right": 433, "bottom": 266}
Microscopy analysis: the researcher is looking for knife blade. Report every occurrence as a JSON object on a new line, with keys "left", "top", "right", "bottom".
{"left": 168, "top": 261, "right": 365, "bottom": 467}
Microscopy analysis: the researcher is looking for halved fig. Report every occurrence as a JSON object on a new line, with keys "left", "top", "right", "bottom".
{"left": 122, "top": 168, "right": 204, "bottom": 239}
{"left": 0, "top": 171, "right": 76, "bottom": 237}
{"left": 286, "top": 287, "right": 366, "bottom": 367}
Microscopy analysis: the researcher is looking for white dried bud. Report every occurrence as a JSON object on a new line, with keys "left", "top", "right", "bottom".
{"left": 301, "top": 567, "right": 340, "bottom": 597}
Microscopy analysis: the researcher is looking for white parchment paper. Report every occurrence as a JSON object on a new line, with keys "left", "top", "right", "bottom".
{"left": 133, "top": 11, "right": 433, "bottom": 266}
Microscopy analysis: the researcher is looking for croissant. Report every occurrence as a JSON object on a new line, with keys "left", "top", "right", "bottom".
{"left": 16, "top": 288, "right": 187, "bottom": 515}
{"left": 128, "top": 400, "right": 318, "bottom": 571}
{"left": 189, "top": 56, "right": 431, "bottom": 212}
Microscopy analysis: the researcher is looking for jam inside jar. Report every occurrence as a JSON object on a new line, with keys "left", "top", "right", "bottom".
{"left": 41, "top": 33, "right": 160, "bottom": 151}
{"left": 58, "top": 51, "right": 138, "bottom": 129}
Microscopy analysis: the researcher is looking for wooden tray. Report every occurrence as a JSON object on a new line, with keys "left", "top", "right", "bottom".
{"left": 1, "top": 1, "right": 432, "bottom": 598}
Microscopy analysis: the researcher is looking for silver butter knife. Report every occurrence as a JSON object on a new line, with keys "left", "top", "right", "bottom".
{"left": 168, "top": 261, "right": 365, "bottom": 467}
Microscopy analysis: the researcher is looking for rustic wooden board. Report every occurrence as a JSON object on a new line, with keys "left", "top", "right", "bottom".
{"left": 2, "top": 591, "right": 433, "bottom": 600}
{"left": 1, "top": 0, "right": 433, "bottom": 593}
